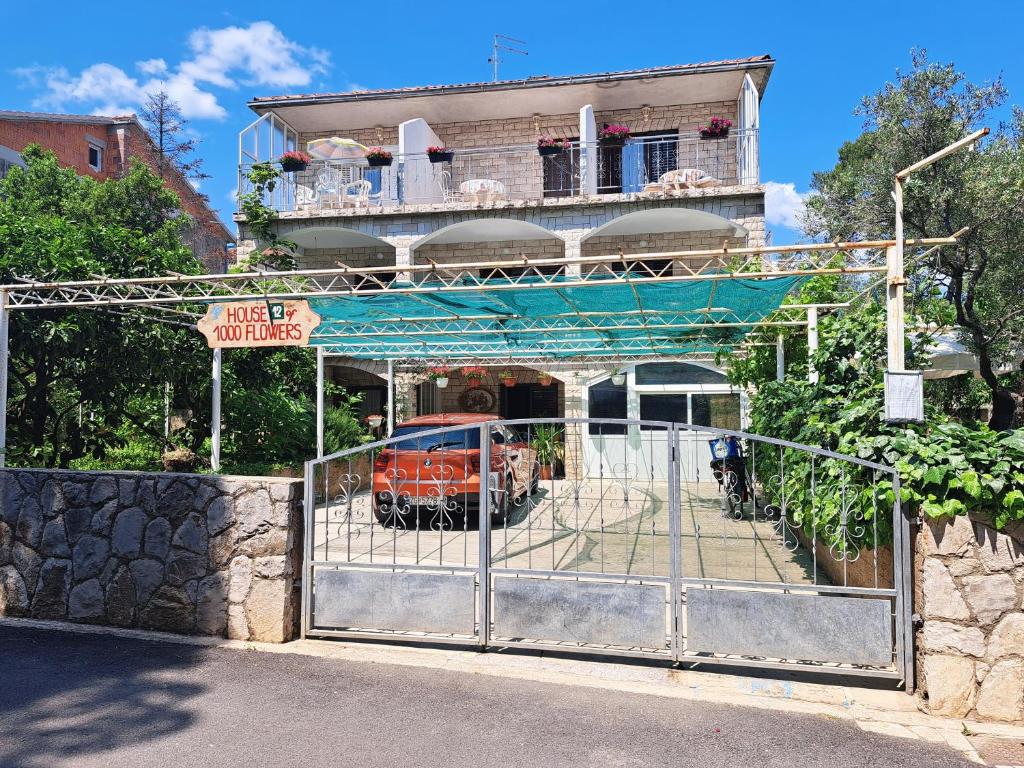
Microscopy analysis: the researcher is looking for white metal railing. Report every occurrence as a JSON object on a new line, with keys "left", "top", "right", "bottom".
{"left": 237, "top": 129, "right": 759, "bottom": 213}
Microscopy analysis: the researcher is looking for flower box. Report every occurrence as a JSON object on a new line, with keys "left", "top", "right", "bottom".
{"left": 598, "top": 124, "right": 631, "bottom": 146}
{"left": 366, "top": 147, "right": 394, "bottom": 167}
{"left": 538, "top": 374, "right": 553, "bottom": 387}
{"left": 426, "top": 146, "right": 454, "bottom": 163}
{"left": 699, "top": 117, "right": 732, "bottom": 140}
{"left": 537, "top": 137, "right": 568, "bottom": 156}
{"left": 279, "top": 151, "right": 312, "bottom": 173}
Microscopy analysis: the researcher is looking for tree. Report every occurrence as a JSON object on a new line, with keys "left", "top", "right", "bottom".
{"left": 0, "top": 146, "right": 208, "bottom": 466}
{"left": 138, "top": 90, "right": 210, "bottom": 184}
{"left": 803, "top": 50, "right": 1024, "bottom": 429}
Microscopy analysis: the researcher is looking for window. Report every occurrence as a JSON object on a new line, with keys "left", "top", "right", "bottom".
{"left": 691, "top": 394, "right": 741, "bottom": 431}
{"left": 635, "top": 362, "right": 728, "bottom": 386}
{"left": 87, "top": 144, "right": 102, "bottom": 172}
{"left": 598, "top": 130, "right": 678, "bottom": 194}
{"left": 587, "top": 379, "right": 626, "bottom": 434}
{"left": 542, "top": 140, "right": 580, "bottom": 198}
{"left": 639, "top": 394, "right": 689, "bottom": 430}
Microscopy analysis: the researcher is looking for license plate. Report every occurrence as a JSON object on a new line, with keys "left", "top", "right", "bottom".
{"left": 407, "top": 495, "right": 448, "bottom": 505}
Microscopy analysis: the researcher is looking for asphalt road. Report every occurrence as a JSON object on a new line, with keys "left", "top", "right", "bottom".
{"left": 0, "top": 624, "right": 972, "bottom": 768}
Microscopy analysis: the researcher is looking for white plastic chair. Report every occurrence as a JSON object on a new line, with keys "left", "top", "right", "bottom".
{"left": 342, "top": 179, "right": 372, "bottom": 208}
{"left": 460, "top": 178, "right": 506, "bottom": 203}
{"left": 436, "top": 170, "right": 461, "bottom": 203}
{"left": 312, "top": 165, "right": 354, "bottom": 209}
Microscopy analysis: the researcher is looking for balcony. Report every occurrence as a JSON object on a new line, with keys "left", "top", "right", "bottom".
{"left": 236, "top": 130, "right": 759, "bottom": 216}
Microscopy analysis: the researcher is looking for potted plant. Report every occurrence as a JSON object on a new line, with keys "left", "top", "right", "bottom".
{"left": 461, "top": 365, "right": 487, "bottom": 387}
{"left": 537, "top": 136, "right": 568, "bottom": 156}
{"left": 427, "top": 365, "right": 451, "bottom": 388}
{"left": 365, "top": 147, "right": 393, "bottom": 167}
{"left": 598, "top": 124, "right": 631, "bottom": 147}
{"left": 531, "top": 424, "right": 564, "bottom": 481}
{"left": 366, "top": 413, "right": 384, "bottom": 429}
{"left": 498, "top": 369, "right": 517, "bottom": 387}
{"left": 279, "top": 150, "right": 312, "bottom": 173}
{"left": 426, "top": 145, "right": 454, "bottom": 163}
{"left": 610, "top": 369, "right": 626, "bottom": 386}
{"left": 538, "top": 372, "right": 553, "bottom": 387}
{"left": 699, "top": 117, "right": 732, "bottom": 140}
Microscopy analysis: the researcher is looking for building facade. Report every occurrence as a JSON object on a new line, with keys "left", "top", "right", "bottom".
{"left": 234, "top": 56, "right": 772, "bottom": 446}
{"left": 0, "top": 110, "right": 234, "bottom": 273}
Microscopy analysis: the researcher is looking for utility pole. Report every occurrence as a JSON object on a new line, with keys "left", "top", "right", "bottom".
{"left": 488, "top": 34, "right": 527, "bottom": 82}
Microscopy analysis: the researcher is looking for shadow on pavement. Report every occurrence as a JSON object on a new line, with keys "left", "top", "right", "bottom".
{"left": 0, "top": 623, "right": 204, "bottom": 768}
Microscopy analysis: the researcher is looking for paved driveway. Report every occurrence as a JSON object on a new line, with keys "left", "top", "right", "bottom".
{"left": 0, "top": 624, "right": 972, "bottom": 768}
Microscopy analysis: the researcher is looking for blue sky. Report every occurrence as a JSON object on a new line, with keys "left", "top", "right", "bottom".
{"left": 2, "top": 0, "right": 1021, "bottom": 245}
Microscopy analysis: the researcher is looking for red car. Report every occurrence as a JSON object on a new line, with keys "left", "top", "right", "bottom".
{"left": 371, "top": 414, "right": 539, "bottom": 528}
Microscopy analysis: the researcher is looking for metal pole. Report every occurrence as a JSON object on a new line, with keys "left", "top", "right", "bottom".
{"left": 775, "top": 334, "right": 785, "bottom": 383}
{"left": 211, "top": 348, "right": 222, "bottom": 472}
{"left": 478, "top": 423, "right": 491, "bottom": 648}
{"left": 316, "top": 347, "right": 325, "bottom": 459}
{"left": 386, "top": 359, "right": 395, "bottom": 435}
{"left": 163, "top": 382, "right": 171, "bottom": 439}
{"left": 887, "top": 182, "right": 906, "bottom": 373}
{"left": 0, "top": 290, "right": 9, "bottom": 469}
{"left": 807, "top": 307, "right": 819, "bottom": 384}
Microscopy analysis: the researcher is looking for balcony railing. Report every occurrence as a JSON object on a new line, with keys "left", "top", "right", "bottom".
{"left": 237, "top": 129, "right": 758, "bottom": 214}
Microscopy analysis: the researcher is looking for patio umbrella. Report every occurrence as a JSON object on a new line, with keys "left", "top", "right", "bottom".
{"left": 306, "top": 137, "right": 369, "bottom": 161}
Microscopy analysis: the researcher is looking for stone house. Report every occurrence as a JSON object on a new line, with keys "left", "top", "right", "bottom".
{"left": 234, "top": 56, "right": 772, "bottom": 465}
{"left": 0, "top": 110, "right": 234, "bottom": 273}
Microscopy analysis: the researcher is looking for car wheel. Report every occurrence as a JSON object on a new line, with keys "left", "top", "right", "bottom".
{"left": 529, "top": 461, "right": 541, "bottom": 495}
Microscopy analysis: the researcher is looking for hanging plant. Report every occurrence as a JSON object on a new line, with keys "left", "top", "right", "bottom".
{"left": 366, "top": 413, "right": 384, "bottom": 428}
{"left": 610, "top": 369, "right": 626, "bottom": 385}
{"left": 498, "top": 369, "right": 517, "bottom": 387}
{"left": 538, "top": 373, "right": 553, "bottom": 387}
{"left": 427, "top": 365, "right": 451, "bottom": 388}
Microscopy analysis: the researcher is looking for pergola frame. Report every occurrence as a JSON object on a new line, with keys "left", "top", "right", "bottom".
{"left": 0, "top": 236, "right": 958, "bottom": 469}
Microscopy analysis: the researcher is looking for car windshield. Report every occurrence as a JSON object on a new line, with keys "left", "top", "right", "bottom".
{"left": 388, "top": 426, "right": 482, "bottom": 451}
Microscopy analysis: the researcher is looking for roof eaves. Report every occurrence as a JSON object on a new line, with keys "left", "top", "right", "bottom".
{"left": 248, "top": 55, "right": 774, "bottom": 111}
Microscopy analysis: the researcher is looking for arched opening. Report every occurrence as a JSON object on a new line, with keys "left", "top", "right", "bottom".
{"left": 414, "top": 365, "right": 564, "bottom": 421}
{"left": 289, "top": 227, "right": 397, "bottom": 278}
{"left": 581, "top": 208, "right": 749, "bottom": 275}
{"left": 412, "top": 219, "right": 565, "bottom": 278}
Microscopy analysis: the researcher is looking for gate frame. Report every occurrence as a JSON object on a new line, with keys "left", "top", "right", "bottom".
{"left": 301, "top": 418, "right": 914, "bottom": 690}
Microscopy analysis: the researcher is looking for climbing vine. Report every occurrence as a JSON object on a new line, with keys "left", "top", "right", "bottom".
{"left": 237, "top": 163, "right": 298, "bottom": 271}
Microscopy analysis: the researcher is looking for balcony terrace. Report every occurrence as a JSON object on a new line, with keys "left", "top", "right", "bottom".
{"left": 236, "top": 129, "right": 759, "bottom": 218}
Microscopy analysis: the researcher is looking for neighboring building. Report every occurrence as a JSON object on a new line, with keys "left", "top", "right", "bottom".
{"left": 0, "top": 110, "right": 234, "bottom": 272}
{"left": 235, "top": 56, "right": 772, "bottom": 462}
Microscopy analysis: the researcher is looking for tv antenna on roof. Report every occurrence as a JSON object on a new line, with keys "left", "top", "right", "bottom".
{"left": 488, "top": 34, "right": 527, "bottom": 82}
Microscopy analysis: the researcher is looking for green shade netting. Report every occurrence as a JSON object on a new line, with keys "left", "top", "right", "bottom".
{"left": 305, "top": 273, "right": 804, "bottom": 359}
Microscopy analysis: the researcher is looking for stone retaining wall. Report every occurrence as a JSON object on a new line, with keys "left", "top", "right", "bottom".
{"left": 0, "top": 469, "right": 303, "bottom": 642}
{"left": 916, "top": 514, "right": 1024, "bottom": 723}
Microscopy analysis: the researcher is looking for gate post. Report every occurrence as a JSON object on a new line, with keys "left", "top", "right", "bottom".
{"left": 892, "top": 474, "right": 915, "bottom": 691}
{"left": 301, "top": 457, "right": 315, "bottom": 639}
{"left": 668, "top": 426, "right": 684, "bottom": 662}
{"left": 477, "top": 424, "right": 491, "bottom": 649}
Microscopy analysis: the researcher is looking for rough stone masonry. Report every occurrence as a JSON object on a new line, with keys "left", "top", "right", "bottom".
{"left": 0, "top": 469, "right": 303, "bottom": 642}
{"left": 916, "top": 515, "right": 1024, "bottom": 724}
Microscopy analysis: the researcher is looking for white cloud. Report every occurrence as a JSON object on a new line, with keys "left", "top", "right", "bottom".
{"left": 227, "top": 187, "right": 238, "bottom": 204}
{"left": 14, "top": 22, "right": 329, "bottom": 121}
{"left": 764, "top": 181, "right": 809, "bottom": 232}
{"left": 137, "top": 58, "right": 168, "bottom": 76}
{"left": 181, "top": 21, "right": 329, "bottom": 89}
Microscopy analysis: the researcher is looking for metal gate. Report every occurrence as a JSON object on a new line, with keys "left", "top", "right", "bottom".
{"left": 302, "top": 418, "right": 913, "bottom": 687}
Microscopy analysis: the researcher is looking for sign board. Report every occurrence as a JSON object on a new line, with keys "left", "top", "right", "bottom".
{"left": 197, "top": 300, "right": 321, "bottom": 348}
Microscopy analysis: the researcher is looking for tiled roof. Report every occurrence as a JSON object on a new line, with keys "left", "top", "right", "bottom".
{"left": 0, "top": 110, "right": 137, "bottom": 125}
{"left": 250, "top": 55, "right": 774, "bottom": 106}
